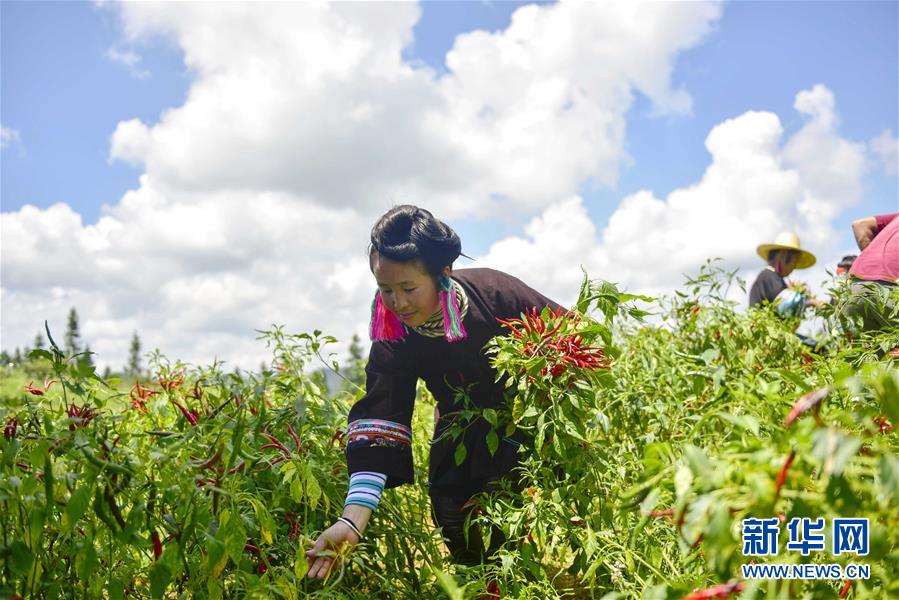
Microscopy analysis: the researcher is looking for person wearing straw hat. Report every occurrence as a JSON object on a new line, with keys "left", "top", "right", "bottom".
{"left": 749, "top": 231, "right": 823, "bottom": 314}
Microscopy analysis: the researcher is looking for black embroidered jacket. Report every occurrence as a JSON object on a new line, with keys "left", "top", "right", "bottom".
{"left": 346, "top": 267, "right": 561, "bottom": 494}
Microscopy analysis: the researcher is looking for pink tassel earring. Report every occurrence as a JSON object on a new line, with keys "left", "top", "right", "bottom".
{"left": 370, "top": 291, "right": 406, "bottom": 341}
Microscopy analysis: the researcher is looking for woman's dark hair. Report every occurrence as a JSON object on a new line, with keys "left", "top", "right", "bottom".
{"left": 369, "top": 205, "right": 462, "bottom": 277}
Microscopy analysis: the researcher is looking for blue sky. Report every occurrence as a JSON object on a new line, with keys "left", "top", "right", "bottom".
{"left": 4, "top": 1, "right": 895, "bottom": 243}
{"left": 1, "top": 1, "right": 897, "bottom": 367}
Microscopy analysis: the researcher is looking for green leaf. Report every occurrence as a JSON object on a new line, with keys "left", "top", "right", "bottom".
{"left": 812, "top": 429, "right": 861, "bottom": 479}
{"left": 28, "top": 348, "right": 54, "bottom": 361}
{"left": 76, "top": 541, "right": 99, "bottom": 580}
{"left": 294, "top": 543, "right": 309, "bottom": 580}
{"left": 431, "top": 567, "right": 466, "bottom": 600}
{"left": 30, "top": 506, "right": 46, "bottom": 545}
{"left": 454, "top": 443, "right": 467, "bottom": 466}
{"left": 108, "top": 579, "right": 125, "bottom": 600}
{"left": 221, "top": 511, "right": 246, "bottom": 565}
{"left": 880, "top": 454, "right": 899, "bottom": 501}
{"left": 290, "top": 475, "right": 304, "bottom": 503}
{"left": 486, "top": 429, "right": 499, "bottom": 456}
{"left": 683, "top": 445, "right": 713, "bottom": 479}
{"left": 7, "top": 541, "right": 33, "bottom": 576}
{"left": 149, "top": 557, "right": 173, "bottom": 599}
{"left": 306, "top": 473, "right": 321, "bottom": 512}
{"left": 63, "top": 484, "right": 93, "bottom": 535}
{"left": 717, "top": 413, "right": 760, "bottom": 436}
{"left": 205, "top": 536, "right": 227, "bottom": 579}
{"left": 875, "top": 371, "right": 899, "bottom": 423}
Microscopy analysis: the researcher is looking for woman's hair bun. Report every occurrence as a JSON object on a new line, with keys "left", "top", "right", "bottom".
{"left": 369, "top": 205, "right": 462, "bottom": 276}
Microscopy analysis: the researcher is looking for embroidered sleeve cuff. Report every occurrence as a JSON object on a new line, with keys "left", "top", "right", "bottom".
{"left": 347, "top": 419, "right": 412, "bottom": 449}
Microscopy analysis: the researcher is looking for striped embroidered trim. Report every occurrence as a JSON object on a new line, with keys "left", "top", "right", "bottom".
{"left": 346, "top": 419, "right": 412, "bottom": 448}
{"left": 344, "top": 471, "right": 387, "bottom": 511}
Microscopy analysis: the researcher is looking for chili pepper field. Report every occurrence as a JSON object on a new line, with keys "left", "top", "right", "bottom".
{"left": 1, "top": 265, "right": 897, "bottom": 599}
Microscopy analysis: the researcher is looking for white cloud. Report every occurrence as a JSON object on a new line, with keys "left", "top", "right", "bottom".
{"left": 2, "top": 1, "right": 723, "bottom": 369}
{"left": 105, "top": 1, "right": 721, "bottom": 217}
{"left": 478, "top": 85, "right": 868, "bottom": 308}
{"left": 105, "top": 47, "right": 151, "bottom": 79}
{"left": 1, "top": 126, "right": 21, "bottom": 149}
{"left": 109, "top": 118, "right": 151, "bottom": 166}
{"left": 870, "top": 129, "right": 898, "bottom": 176}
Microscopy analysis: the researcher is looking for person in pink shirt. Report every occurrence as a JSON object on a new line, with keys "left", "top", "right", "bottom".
{"left": 838, "top": 212, "right": 899, "bottom": 331}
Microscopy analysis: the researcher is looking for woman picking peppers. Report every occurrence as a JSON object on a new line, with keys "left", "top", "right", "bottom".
{"left": 305, "top": 205, "right": 561, "bottom": 577}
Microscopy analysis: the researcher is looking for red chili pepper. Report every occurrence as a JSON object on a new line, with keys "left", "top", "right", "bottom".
{"left": 285, "top": 512, "right": 300, "bottom": 541}
{"left": 261, "top": 433, "right": 289, "bottom": 453}
{"left": 773, "top": 451, "right": 795, "bottom": 503}
{"left": 24, "top": 382, "right": 44, "bottom": 396}
{"left": 171, "top": 401, "right": 199, "bottom": 426}
{"left": 569, "top": 517, "right": 586, "bottom": 528}
{"left": 3, "top": 417, "right": 17, "bottom": 439}
{"left": 682, "top": 581, "right": 745, "bottom": 600}
{"left": 485, "top": 579, "right": 500, "bottom": 599}
{"left": 328, "top": 429, "right": 345, "bottom": 449}
{"left": 194, "top": 448, "right": 223, "bottom": 471}
{"left": 260, "top": 443, "right": 291, "bottom": 458}
{"left": 286, "top": 423, "right": 302, "bottom": 454}
{"left": 152, "top": 531, "right": 163, "bottom": 560}
{"left": 158, "top": 371, "right": 184, "bottom": 391}
{"left": 784, "top": 387, "right": 830, "bottom": 426}
{"left": 839, "top": 579, "right": 852, "bottom": 598}
{"left": 542, "top": 319, "right": 564, "bottom": 341}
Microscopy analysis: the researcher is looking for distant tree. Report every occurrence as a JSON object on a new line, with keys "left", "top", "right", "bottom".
{"left": 344, "top": 333, "right": 367, "bottom": 390}
{"left": 34, "top": 333, "right": 45, "bottom": 350}
{"left": 81, "top": 344, "right": 95, "bottom": 371}
{"left": 102, "top": 366, "right": 112, "bottom": 379}
{"left": 13, "top": 348, "right": 22, "bottom": 364}
{"left": 64, "top": 308, "right": 82, "bottom": 357}
{"left": 260, "top": 361, "right": 267, "bottom": 374}
{"left": 127, "top": 331, "right": 142, "bottom": 377}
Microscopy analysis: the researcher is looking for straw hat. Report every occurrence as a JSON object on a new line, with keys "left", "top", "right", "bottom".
{"left": 756, "top": 232, "right": 816, "bottom": 269}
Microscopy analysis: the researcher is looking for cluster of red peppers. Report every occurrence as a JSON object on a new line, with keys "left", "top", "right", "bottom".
{"left": 129, "top": 381, "right": 160, "bottom": 413}
{"left": 261, "top": 423, "right": 303, "bottom": 468}
{"left": 496, "top": 307, "right": 609, "bottom": 381}
{"left": 66, "top": 403, "right": 95, "bottom": 431}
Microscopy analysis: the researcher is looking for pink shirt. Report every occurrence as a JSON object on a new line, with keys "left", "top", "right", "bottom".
{"left": 849, "top": 213, "right": 899, "bottom": 283}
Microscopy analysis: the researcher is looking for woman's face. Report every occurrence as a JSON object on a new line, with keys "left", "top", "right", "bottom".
{"left": 371, "top": 254, "right": 445, "bottom": 328}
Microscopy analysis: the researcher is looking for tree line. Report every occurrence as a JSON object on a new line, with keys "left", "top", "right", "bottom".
{"left": 1, "top": 308, "right": 143, "bottom": 379}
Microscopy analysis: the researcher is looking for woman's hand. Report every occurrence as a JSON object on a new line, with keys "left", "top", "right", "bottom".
{"left": 305, "top": 521, "right": 359, "bottom": 580}
{"left": 306, "top": 505, "right": 372, "bottom": 580}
